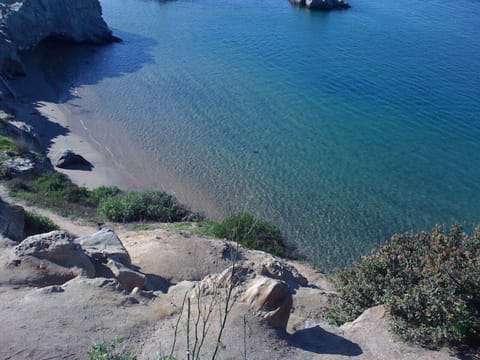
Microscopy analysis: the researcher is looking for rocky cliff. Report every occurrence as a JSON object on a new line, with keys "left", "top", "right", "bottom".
{"left": 0, "top": 0, "right": 117, "bottom": 77}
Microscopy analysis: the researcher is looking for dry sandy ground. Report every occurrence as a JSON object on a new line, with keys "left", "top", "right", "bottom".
{"left": 0, "top": 212, "right": 460, "bottom": 359}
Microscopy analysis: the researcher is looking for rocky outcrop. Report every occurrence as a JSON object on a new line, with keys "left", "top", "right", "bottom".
{"left": 0, "top": 228, "right": 151, "bottom": 290}
{"left": 14, "top": 230, "right": 95, "bottom": 277}
{"left": 77, "top": 228, "right": 132, "bottom": 266}
{"left": 0, "top": 0, "right": 118, "bottom": 77}
{"left": 106, "top": 258, "right": 147, "bottom": 291}
{"left": 0, "top": 198, "right": 24, "bottom": 242}
{"left": 241, "top": 277, "right": 293, "bottom": 330}
{"left": 54, "top": 150, "right": 92, "bottom": 169}
{"left": 290, "top": 0, "right": 350, "bottom": 10}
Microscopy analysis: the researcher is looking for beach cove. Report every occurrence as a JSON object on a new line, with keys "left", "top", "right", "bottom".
{"left": 8, "top": 0, "right": 480, "bottom": 270}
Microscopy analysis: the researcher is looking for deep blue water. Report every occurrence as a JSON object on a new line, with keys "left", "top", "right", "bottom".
{"left": 52, "top": 0, "right": 480, "bottom": 269}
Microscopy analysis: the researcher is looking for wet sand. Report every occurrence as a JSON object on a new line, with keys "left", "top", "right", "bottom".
{"left": 3, "top": 48, "right": 137, "bottom": 190}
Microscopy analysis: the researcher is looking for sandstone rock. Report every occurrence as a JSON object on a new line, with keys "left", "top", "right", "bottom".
{"left": 0, "top": 0, "right": 118, "bottom": 76}
{"left": 77, "top": 228, "right": 131, "bottom": 266}
{"left": 257, "top": 260, "right": 308, "bottom": 288}
{"left": 106, "top": 258, "right": 147, "bottom": 291}
{"left": 241, "top": 277, "right": 292, "bottom": 330}
{"left": 341, "top": 305, "right": 388, "bottom": 331}
{"left": 61, "top": 276, "right": 122, "bottom": 291}
{"left": 54, "top": 150, "right": 92, "bottom": 169}
{"left": 0, "top": 199, "right": 24, "bottom": 242}
{"left": 14, "top": 231, "right": 95, "bottom": 277}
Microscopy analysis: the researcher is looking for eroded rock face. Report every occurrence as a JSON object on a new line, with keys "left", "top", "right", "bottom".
{"left": 14, "top": 230, "right": 95, "bottom": 277}
{"left": 77, "top": 228, "right": 131, "bottom": 266}
{"left": 242, "top": 277, "right": 293, "bottom": 330}
{"left": 106, "top": 258, "right": 147, "bottom": 291}
{"left": 0, "top": 0, "right": 117, "bottom": 76}
{"left": 258, "top": 260, "right": 308, "bottom": 288}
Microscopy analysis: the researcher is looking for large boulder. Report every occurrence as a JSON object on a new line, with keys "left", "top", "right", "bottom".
{"left": 54, "top": 150, "right": 92, "bottom": 169}
{"left": 106, "top": 258, "right": 147, "bottom": 291}
{"left": 0, "top": 199, "right": 24, "bottom": 242}
{"left": 14, "top": 231, "right": 95, "bottom": 277}
{"left": 77, "top": 228, "right": 131, "bottom": 266}
{"left": 241, "top": 277, "right": 293, "bottom": 330}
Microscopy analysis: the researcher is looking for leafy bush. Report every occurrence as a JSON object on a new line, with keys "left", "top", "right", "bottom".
{"left": 87, "top": 337, "right": 136, "bottom": 360}
{"left": 10, "top": 173, "right": 97, "bottom": 217}
{"left": 26, "top": 172, "right": 94, "bottom": 204}
{"left": 90, "top": 186, "right": 122, "bottom": 202}
{"left": 212, "top": 212, "right": 287, "bottom": 257}
{"left": 0, "top": 135, "right": 14, "bottom": 152}
{"left": 326, "top": 224, "right": 480, "bottom": 349}
{"left": 98, "top": 191, "right": 186, "bottom": 222}
{"left": 24, "top": 211, "right": 59, "bottom": 237}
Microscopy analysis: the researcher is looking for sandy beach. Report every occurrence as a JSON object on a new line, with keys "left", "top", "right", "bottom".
{"left": 3, "top": 47, "right": 137, "bottom": 190}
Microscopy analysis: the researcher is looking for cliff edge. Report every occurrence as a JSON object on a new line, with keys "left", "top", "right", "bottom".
{"left": 0, "top": 0, "right": 117, "bottom": 77}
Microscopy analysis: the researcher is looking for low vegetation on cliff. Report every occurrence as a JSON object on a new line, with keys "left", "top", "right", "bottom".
{"left": 5, "top": 172, "right": 290, "bottom": 257}
{"left": 326, "top": 224, "right": 480, "bottom": 350}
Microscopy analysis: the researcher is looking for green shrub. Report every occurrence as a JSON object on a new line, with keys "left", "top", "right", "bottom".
{"left": 28, "top": 172, "right": 93, "bottom": 204}
{"left": 212, "top": 212, "right": 287, "bottom": 257}
{"left": 87, "top": 337, "right": 136, "bottom": 360}
{"left": 9, "top": 173, "right": 97, "bottom": 217}
{"left": 24, "top": 211, "right": 59, "bottom": 237}
{"left": 90, "top": 186, "right": 122, "bottom": 202}
{"left": 98, "top": 191, "right": 186, "bottom": 222}
{"left": 326, "top": 224, "right": 480, "bottom": 349}
{"left": 0, "top": 135, "right": 14, "bottom": 152}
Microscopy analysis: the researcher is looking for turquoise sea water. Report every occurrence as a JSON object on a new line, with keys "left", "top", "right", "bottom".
{"left": 48, "top": 0, "right": 480, "bottom": 269}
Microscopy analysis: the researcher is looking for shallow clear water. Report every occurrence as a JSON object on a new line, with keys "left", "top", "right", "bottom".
{"left": 47, "top": 0, "right": 480, "bottom": 269}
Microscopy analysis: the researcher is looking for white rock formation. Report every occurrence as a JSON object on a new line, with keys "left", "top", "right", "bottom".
{"left": 0, "top": 0, "right": 118, "bottom": 76}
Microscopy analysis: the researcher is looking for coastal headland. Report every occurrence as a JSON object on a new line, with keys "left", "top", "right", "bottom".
{"left": 0, "top": 0, "right": 475, "bottom": 359}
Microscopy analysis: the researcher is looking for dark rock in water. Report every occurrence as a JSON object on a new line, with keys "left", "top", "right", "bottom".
{"left": 54, "top": 150, "right": 92, "bottom": 169}
{"left": 0, "top": 199, "right": 24, "bottom": 242}
{"left": 290, "top": 0, "right": 350, "bottom": 10}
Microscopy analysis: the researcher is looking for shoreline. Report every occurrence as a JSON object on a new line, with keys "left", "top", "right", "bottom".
{"left": 5, "top": 47, "right": 139, "bottom": 191}
{"left": 1, "top": 42, "right": 226, "bottom": 222}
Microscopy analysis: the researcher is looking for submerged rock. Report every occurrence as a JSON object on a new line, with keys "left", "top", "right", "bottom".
{"left": 290, "top": 0, "right": 350, "bottom": 10}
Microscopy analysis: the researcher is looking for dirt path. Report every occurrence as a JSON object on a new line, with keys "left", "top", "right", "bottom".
{"left": 0, "top": 184, "right": 97, "bottom": 237}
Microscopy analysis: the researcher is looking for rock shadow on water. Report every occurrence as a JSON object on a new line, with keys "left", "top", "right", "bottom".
{"left": 6, "top": 30, "right": 158, "bottom": 155}
{"left": 288, "top": 325, "right": 362, "bottom": 356}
